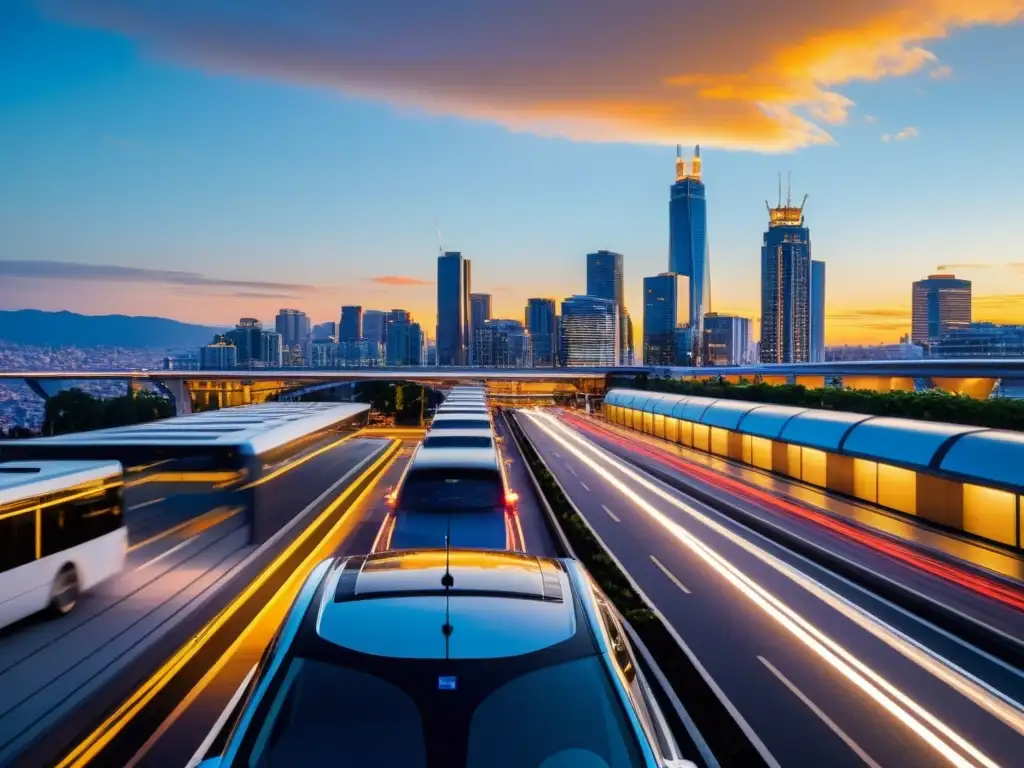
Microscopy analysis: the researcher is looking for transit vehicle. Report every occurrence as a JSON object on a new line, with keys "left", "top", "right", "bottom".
{"left": 197, "top": 549, "right": 695, "bottom": 767}
{"left": 0, "top": 461, "right": 126, "bottom": 629}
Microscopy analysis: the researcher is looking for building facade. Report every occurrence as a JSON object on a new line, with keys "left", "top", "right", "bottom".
{"left": 470, "top": 293, "right": 492, "bottom": 365}
{"left": 437, "top": 251, "right": 471, "bottom": 366}
{"left": 312, "top": 321, "right": 338, "bottom": 342}
{"left": 559, "top": 295, "right": 619, "bottom": 367}
{"left": 642, "top": 273, "right": 681, "bottom": 366}
{"left": 339, "top": 306, "right": 362, "bottom": 343}
{"left": 669, "top": 145, "right": 711, "bottom": 363}
{"left": 586, "top": 250, "right": 632, "bottom": 364}
{"left": 200, "top": 340, "right": 238, "bottom": 370}
{"left": 274, "top": 309, "right": 310, "bottom": 348}
{"left": 526, "top": 298, "right": 558, "bottom": 367}
{"left": 928, "top": 323, "right": 1024, "bottom": 358}
{"left": 911, "top": 274, "right": 972, "bottom": 346}
{"left": 703, "top": 313, "right": 752, "bottom": 366}
{"left": 362, "top": 310, "right": 387, "bottom": 348}
{"left": 760, "top": 198, "right": 811, "bottom": 363}
{"left": 474, "top": 319, "right": 532, "bottom": 368}
{"left": 810, "top": 260, "right": 826, "bottom": 363}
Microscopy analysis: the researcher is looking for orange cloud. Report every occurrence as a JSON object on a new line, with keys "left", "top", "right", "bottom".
{"left": 43, "top": 1, "right": 1024, "bottom": 151}
{"left": 367, "top": 275, "right": 433, "bottom": 287}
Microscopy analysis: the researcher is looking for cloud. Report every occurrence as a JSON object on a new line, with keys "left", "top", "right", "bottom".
{"left": 935, "top": 263, "right": 991, "bottom": 270}
{"left": 39, "top": 1, "right": 1024, "bottom": 153}
{"left": 882, "top": 125, "right": 919, "bottom": 142}
{"left": 827, "top": 306, "right": 910, "bottom": 331}
{"left": 366, "top": 275, "right": 432, "bottom": 287}
{"left": 864, "top": 114, "right": 879, "bottom": 124}
{"left": 930, "top": 64, "right": 954, "bottom": 79}
{"left": 0, "top": 259, "right": 324, "bottom": 295}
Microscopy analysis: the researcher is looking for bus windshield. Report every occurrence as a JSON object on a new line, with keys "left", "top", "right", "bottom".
{"left": 397, "top": 470, "right": 504, "bottom": 512}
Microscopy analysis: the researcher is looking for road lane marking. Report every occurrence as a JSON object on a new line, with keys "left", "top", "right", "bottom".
{"left": 580, "top": 481, "right": 591, "bottom": 492}
{"left": 553, "top": 451, "right": 560, "bottom": 458}
{"left": 185, "top": 664, "right": 258, "bottom": 768}
{"left": 601, "top": 505, "right": 621, "bottom": 523}
{"left": 134, "top": 539, "right": 193, "bottom": 572}
{"left": 650, "top": 555, "right": 691, "bottom": 594}
{"left": 759, "top": 656, "right": 882, "bottom": 768}
{"left": 128, "top": 497, "right": 165, "bottom": 512}
{"left": 567, "top": 465, "right": 578, "bottom": 476}
{"left": 528, "top": 412, "right": 999, "bottom": 768}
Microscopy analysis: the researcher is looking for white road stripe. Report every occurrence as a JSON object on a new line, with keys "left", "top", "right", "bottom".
{"left": 128, "top": 497, "right": 166, "bottom": 512}
{"left": 650, "top": 555, "right": 691, "bottom": 594}
{"left": 185, "top": 664, "right": 258, "bottom": 767}
{"left": 759, "top": 656, "right": 882, "bottom": 768}
{"left": 567, "top": 465, "right": 578, "bottom": 476}
{"left": 580, "top": 481, "right": 591, "bottom": 491}
{"left": 601, "top": 504, "right": 621, "bottom": 523}
{"left": 134, "top": 538, "right": 193, "bottom": 572}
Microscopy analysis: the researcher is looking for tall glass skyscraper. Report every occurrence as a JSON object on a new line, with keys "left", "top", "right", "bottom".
{"left": 526, "top": 298, "right": 557, "bottom": 367}
{"left": 437, "top": 251, "right": 471, "bottom": 366}
{"left": 586, "top": 250, "right": 632, "bottom": 363}
{"left": 642, "top": 273, "right": 681, "bottom": 366}
{"left": 474, "top": 319, "right": 532, "bottom": 368}
{"left": 559, "top": 295, "right": 619, "bottom": 367}
{"left": 911, "top": 274, "right": 971, "bottom": 345}
{"left": 760, "top": 197, "right": 811, "bottom": 363}
{"left": 669, "top": 145, "right": 711, "bottom": 364}
{"left": 810, "top": 260, "right": 826, "bottom": 362}
{"left": 275, "top": 309, "right": 310, "bottom": 348}
{"left": 339, "top": 306, "right": 362, "bottom": 343}
{"left": 362, "top": 310, "right": 387, "bottom": 348}
{"left": 469, "top": 293, "right": 491, "bottom": 364}
{"left": 704, "top": 313, "right": 753, "bottom": 366}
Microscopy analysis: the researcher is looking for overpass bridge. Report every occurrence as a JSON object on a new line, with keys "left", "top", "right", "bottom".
{"left": 3, "top": 358, "right": 1024, "bottom": 415}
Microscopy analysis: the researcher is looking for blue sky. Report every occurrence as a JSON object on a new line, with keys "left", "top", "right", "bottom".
{"left": 2, "top": 1, "right": 1023, "bottom": 343}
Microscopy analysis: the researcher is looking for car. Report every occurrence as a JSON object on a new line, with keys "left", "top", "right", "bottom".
{"left": 198, "top": 549, "right": 696, "bottom": 767}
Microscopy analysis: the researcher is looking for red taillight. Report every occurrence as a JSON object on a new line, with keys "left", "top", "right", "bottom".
{"left": 385, "top": 492, "right": 396, "bottom": 506}
{"left": 505, "top": 491, "right": 519, "bottom": 507}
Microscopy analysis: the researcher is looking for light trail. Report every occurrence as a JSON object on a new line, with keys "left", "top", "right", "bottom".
{"left": 526, "top": 411, "right": 1004, "bottom": 768}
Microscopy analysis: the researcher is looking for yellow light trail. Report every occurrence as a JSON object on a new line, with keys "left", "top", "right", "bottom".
{"left": 57, "top": 440, "right": 400, "bottom": 768}
{"left": 240, "top": 430, "right": 361, "bottom": 489}
{"left": 527, "top": 412, "right": 1002, "bottom": 768}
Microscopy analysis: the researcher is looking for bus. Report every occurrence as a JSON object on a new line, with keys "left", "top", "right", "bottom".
{"left": 0, "top": 461, "right": 126, "bottom": 629}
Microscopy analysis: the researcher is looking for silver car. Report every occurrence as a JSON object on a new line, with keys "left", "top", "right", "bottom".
{"left": 200, "top": 549, "right": 695, "bottom": 767}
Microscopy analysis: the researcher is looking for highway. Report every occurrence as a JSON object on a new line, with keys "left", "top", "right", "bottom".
{"left": 518, "top": 408, "right": 1024, "bottom": 767}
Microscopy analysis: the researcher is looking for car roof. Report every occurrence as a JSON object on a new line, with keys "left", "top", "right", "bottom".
{"left": 315, "top": 550, "right": 579, "bottom": 659}
{"left": 431, "top": 411, "right": 490, "bottom": 421}
{"left": 408, "top": 445, "right": 501, "bottom": 471}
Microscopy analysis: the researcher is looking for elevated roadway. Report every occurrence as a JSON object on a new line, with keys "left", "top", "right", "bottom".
{"left": 518, "top": 409, "right": 1024, "bottom": 767}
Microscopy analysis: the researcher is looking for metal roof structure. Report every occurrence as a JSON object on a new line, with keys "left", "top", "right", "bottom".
{"left": 605, "top": 388, "right": 1024, "bottom": 491}
{"left": 2, "top": 402, "right": 369, "bottom": 457}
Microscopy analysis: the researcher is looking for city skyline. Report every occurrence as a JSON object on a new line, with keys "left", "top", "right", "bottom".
{"left": 4, "top": 4, "right": 1024, "bottom": 344}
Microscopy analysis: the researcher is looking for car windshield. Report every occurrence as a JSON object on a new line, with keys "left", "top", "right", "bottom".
{"left": 397, "top": 470, "right": 504, "bottom": 511}
{"left": 422, "top": 436, "right": 493, "bottom": 449}
{"left": 238, "top": 655, "right": 645, "bottom": 767}
{"left": 430, "top": 420, "right": 490, "bottom": 430}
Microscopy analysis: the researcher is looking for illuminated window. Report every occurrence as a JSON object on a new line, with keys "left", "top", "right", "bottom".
{"left": 877, "top": 463, "right": 916, "bottom": 515}
{"left": 853, "top": 459, "right": 877, "bottom": 503}
{"left": 963, "top": 484, "right": 1016, "bottom": 547}
{"left": 801, "top": 448, "right": 827, "bottom": 488}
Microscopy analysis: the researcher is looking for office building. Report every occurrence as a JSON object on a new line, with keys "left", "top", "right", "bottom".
{"left": 911, "top": 274, "right": 972, "bottom": 346}
{"left": 474, "top": 319, "right": 532, "bottom": 368}
{"left": 760, "top": 189, "right": 811, "bottom": 363}
{"left": 339, "top": 306, "right": 362, "bottom": 342}
{"left": 928, "top": 323, "right": 1024, "bottom": 358}
{"left": 162, "top": 355, "right": 199, "bottom": 371}
{"left": 225, "top": 318, "right": 264, "bottom": 364}
{"left": 810, "top": 260, "right": 826, "bottom": 363}
{"left": 200, "top": 338, "right": 238, "bottom": 370}
{"left": 526, "top": 298, "right": 558, "bottom": 367}
{"left": 437, "top": 251, "right": 471, "bottom": 366}
{"left": 669, "top": 145, "right": 711, "bottom": 363}
{"left": 643, "top": 273, "right": 682, "bottom": 366}
{"left": 385, "top": 310, "right": 423, "bottom": 366}
{"left": 826, "top": 343, "right": 924, "bottom": 362}
{"left": 704, "top": 313, "right": 753, "bottom": 366}
{"left": 309, "top": 340, "right": 340, "bottom": 368}
{"left": 586, "top": 250, "right": 633, "bottom": 364}
{"left": 275, "top": 309, "right": 310, "bottom": 348}
{"left": 559, "top": 295, "right": 619, "bottom": 367}
{"left": 470, "top": 293, "right": 492, "bottom": 336}
{"left": 312, "top": 321, "right": 338, "bottom": 342}
{"left": 339, "top": 339, "right": 383, "bottom": 367}
{"left": 261, "top": 331, "right": 283, "bottom": 367}
{"left": 362, "top": 310, "right": 388, "bottom": 348}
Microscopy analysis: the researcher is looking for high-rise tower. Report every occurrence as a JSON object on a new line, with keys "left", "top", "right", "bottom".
{"left": 437, "top": 251, "right": 471, "bottom": 366}
{"left": 669, "top": 145, "right": 711, "bottom": 364}
{"left": 760, "top": 180, "right": 811, "bottom": 363}
{"left": 912, "top": 274, "right": 971, "bottom": 346}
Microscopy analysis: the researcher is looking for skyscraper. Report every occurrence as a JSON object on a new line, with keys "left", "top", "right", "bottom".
{"left": 559, "top": 295, "right": 619, "bottom": 367}
{"left": 760, "top": 189, "right": 811, "bottom": 363}
{"left": 470, "top": 293, "right": 491, "bottom": 364}
{"left": 911, "top": 274, "right": 972, "bottom": 345}
{"left": 669, "top": 145, "right": 711, "bottom": 364}
{"left": 526, "top": 298, "right": 557, "bottom": 367}
{"left": 704, "top": 313, "right": 752, "bottom": 366}
{"left": 474, "top": 319, "right": 532, "bottom": 368}
{"left": 226, "top": 318, "right": 264, "bottom": 364}
{"left": 643, "top": 273, "right": 681, "bottom": 366}
{"left": 586, "top": 250, "right": 632, "bottom": 364}
{"left": 437, "top": 251, "right": 470, "bottom": 366}
{"left": 362, "top": 310, "right": 387, "bottom": 348}
{"left": 810, "top": 260, "right": 826, "bottom": 363}
{"left": 339, "top": 306, "right": 362, "bottom": 343}
{"left": 275, "top": 309, "right": 310, "bottom": 348}
{"left": 385, "top": 310, "right": 421, "bottom": 366}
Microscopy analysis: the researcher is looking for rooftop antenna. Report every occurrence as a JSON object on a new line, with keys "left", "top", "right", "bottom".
{"left": 435, "top": 218, "right": 444, "bottom": 255}
{"left": 441, "top": 526, "right": 454, "bottom": 659}
{"left": 787, "top": 171, "right": 792, "bottom": 208}
{"left": 777, "top": 172, "right": 782, "bottom": 207}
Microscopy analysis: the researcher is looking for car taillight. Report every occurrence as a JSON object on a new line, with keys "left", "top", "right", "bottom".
{"left": 505, "top": 491, "right": 519, "bottom": 508}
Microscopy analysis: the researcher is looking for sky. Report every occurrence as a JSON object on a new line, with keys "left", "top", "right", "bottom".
{"left": 2, "top": 1, "right": 1024, "bottom": 345}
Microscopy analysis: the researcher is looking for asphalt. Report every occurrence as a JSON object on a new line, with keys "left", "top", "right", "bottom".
{"left": 517, "top": 408, "right": 1024, "bottom": 768}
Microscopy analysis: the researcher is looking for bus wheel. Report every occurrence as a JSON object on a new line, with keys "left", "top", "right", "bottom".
{"left": 49, "top": 564, "right": 80, "bottom": 617}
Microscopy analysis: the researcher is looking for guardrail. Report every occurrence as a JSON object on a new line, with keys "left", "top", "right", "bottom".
{"left": 502, "top": 410, "right": 754, "bottom": 768}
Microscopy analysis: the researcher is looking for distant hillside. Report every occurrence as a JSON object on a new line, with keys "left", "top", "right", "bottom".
{"left": 0, "top": 310, "right": 224, "bottom": 349}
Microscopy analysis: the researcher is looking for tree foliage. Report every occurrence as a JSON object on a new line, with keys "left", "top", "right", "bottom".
{"left": 634, "top": 377, "right": 1024, "bottom": 431}
{"left": 43, "top": 389, "right": 174, "bottom": 436}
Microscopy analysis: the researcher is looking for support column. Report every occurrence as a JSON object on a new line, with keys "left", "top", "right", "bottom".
{"left": 24, "top": 378, "right": 71, "bottom": 400}
{"left": 153, "top": 379, "right": 194, "bottom": 416}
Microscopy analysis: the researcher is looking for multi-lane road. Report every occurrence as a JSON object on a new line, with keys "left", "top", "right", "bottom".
{"left": 518, "top": 408, "right": 1024, "bottom": 767}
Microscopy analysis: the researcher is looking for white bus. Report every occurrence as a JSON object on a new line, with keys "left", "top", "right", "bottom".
{"left": 0, "top": 460, "right": 127, "bottom": 630}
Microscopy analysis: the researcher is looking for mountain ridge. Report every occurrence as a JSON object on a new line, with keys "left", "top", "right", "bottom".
{"left": 0, "top": 309, "right": 226, "bottom": 349}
